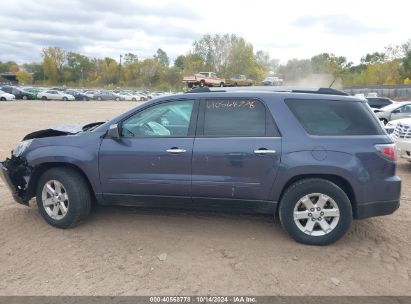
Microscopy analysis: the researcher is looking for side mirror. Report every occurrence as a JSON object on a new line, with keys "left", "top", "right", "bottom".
{"left": 107, "top": 124, "right": 120, "bottom": 139}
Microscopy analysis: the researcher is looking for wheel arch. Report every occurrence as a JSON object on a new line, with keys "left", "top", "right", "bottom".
{"left": 277, "top": 174, "right": 357, "bottom": 217}
{"left": 26, "top": 162, "right": 96, "bottom": 203}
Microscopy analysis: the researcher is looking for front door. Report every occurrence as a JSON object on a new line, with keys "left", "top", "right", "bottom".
{"left": 192, "top": 98, "right": 281, "bottom": 202}
{"left": 99, "top": 99, "right": 198, "bottom": 203}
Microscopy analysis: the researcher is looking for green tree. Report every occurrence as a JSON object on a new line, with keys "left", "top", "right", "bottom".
{"left": 154, "top": 48, "right": 170, "bottom": 67}
{"left": 42, "top": 47, "right": 66, "bottom": 84}
{"left": 65, "top": 51, "right": 93, "bottom": 83}
{"left": 124, "top": 53, "right": 138, "bottom": 64}
{"left": 16, "top": 71, "right": 33, "bottom": 84}
{"left": 174, "top": 55, "right": 186, "bottom": 70}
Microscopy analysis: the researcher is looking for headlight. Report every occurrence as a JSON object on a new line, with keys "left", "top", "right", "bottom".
{"left": 12, "top": 139, "right": 33, "bottom": 157}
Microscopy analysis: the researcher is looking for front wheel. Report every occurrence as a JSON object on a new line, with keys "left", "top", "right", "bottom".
{"left": 62, "top": 97, "right": 68, "bottom": 101}
{"left": 279, "top": 178, "right": 352, "bottom": 246}
{"left": 36, "top": 168, "right": 91, "bottom": 229}
{"left": 22, "top": 95, "right": 28, "bottom": 100}
{"left": 0, "top": 97, "right": 6, "bottom": 101}
{"left": 115, "top": 97, "right": 120, "bottom": 101}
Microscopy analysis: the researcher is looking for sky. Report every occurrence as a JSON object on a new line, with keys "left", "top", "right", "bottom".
{"left": 0, "top": 0, "right": 409, "bottom": 65}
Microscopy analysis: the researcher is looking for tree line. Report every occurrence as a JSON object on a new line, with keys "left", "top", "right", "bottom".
{"left": 1, "top": 34, "right": 411, "bottom": 89}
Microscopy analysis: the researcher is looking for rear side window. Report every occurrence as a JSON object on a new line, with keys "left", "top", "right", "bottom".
{"left": 286, "top": 99, "right": 384, "bottom": 136}
{"left": 203, "top": 99, "right": 266, "bottom": 136}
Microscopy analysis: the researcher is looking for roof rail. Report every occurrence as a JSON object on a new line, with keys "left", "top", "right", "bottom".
{"left": 186, "top": 86, "right": 348, "bottom": 96}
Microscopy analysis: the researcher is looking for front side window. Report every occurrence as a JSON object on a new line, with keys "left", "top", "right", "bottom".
{"left": 286, "top": 99, "right": 384, "bottom": 136}
{"left": 121, "top": 100, "right": 194, "bottom": 138}
{"left": 203, "top": 99, "right": 266, "bottom": 137}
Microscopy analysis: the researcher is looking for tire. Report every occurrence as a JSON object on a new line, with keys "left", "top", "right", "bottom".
{"left": 0, "top": 97, "right": 5, "bottom": 101}
{"left": 41, "top": 96, "right": 47, "bottom": 100}
{"left": 234, "top": 82, "right": 238, "bottom": 87}
{"left": 22, "top": 95, "right": 28, "bottom": 100}
{"left": 62, "top": 97, "right": 68, "bottom": 101}
{"left": 98, "top": 97, "right": 102, "bottom": 101}
{"left": 188, "top": 83, "right": 194, "bottom": 89}
{"left": 36, "top": 167, "right": 91, "bottom": 229}
{"left": 83, "top": 97, "right": 87, "bottom": 101}
{"left": 116, "top": 97, "right": 120, "bottom": 101}
{"left": 279, "top": 178, "right": 352, "bottom": 246}
{"left": 220, "top": 82, "right": 224, "bottom": 87}
{"left": 132, "top": 98, "right": 136, "bottom": 101}
{"left": 199, "top": 80, "right": 205, "bottom": 87}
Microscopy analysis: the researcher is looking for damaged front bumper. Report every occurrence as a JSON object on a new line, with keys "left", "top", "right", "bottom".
{"left": 0, "top": 156, "right": 31, "bottom": 205}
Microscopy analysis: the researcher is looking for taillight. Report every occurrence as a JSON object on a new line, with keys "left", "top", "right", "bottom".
{"left": 375, "top": 144, "right": 397, "bottom": 161}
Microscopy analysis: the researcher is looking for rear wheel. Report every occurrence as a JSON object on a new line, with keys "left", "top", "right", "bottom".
{"left": 0, "top": 97, "right": 5, "bottom": 101}
{"left": 199, "top": 80, "right": 205, "bottom": 87}
{"left": 36, "top": 168, "right": 91, "bottom": 229}
{"left": 279, "top": 178, "right": 352, "bottom": 245}
{"left": 62, "top": 97, "right": 68, "bottom": 101}
{"left": 97, "top": 97, "right": 102, "bottom": 101}
{"left": 41, "top": 96, "right": 47, "bottom": 100}
{"left": 22, "top": 95, "right": 28, "bottom": 100}
{"left": 116, "top": 97, "right": 120, "bottom": 101}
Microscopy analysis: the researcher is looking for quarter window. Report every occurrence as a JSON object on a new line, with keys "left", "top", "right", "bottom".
{"left": 203, "top": 99, "right": 266, "bottom": 137}
{"left": 286, "top": 99, "right": 384, "bottom": 136}
{"left": 121, "top": 100, "right": 194, "bottom": 138}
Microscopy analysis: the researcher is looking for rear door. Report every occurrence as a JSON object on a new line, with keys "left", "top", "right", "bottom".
{"left": 192, "top": 98, "right": 281, "bottom": 202}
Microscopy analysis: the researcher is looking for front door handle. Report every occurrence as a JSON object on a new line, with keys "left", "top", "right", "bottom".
{"left": 166, "top": 148, "right": 186, "bottom": 154}
{"left": 254, "top": 149, "right": 276, "bottom": 155}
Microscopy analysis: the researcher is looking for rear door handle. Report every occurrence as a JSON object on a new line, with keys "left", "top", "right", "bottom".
{"left": 166, "top": 148, "right": 186, "bottom": 154}
{"left": 254, "top": 149, "right": 276, "bottom": 155}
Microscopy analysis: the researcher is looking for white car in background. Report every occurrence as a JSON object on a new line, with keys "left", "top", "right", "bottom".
{"left": 389, "top": 118, "right": 411, "bottom": 161}
{"left": 0, "top": 89, "right": 15, "bottom": 101}
{"left": 39, "top": 90, "right": 75, "bottom": 101}
{"left": 84, "top": 90, "right": 99, "bottom": 99}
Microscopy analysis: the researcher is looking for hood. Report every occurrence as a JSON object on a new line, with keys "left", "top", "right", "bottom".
{"left": 386, "top": 118, "right": 411, "bottom": 127}
{"left": 22, "top": 121, "right": 105, "bottom": 140}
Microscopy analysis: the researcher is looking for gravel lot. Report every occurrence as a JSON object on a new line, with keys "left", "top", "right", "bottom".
{"left": 0, "top": 101, "right": 410, "bottom": 296}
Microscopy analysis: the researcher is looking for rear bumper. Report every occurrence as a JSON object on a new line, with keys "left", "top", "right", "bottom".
{"left": 355, "top": 199, "right": 400, "bottom": 219}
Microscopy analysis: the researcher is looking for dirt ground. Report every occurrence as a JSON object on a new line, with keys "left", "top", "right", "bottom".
{"left": 0, "top": 101, "right": 410, "bottom": 296}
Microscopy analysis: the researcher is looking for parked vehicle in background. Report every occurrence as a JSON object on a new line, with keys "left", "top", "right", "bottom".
{"left": 123, "top": 92, "right": 146, "bottom": 101}
{"left": 39, "top": 90, "right": 75, "bottom": 101}
{"left": 84, "top": 90, "right": 100, "bottom": 99}
{"left": 261, "top": 76, "right": 283, "bottom": 86}
{"left": 225, "top": 75, "right": 253, "bottom": 87}
{"left": 183, "top": 72, "right": 225, "bottom": 88}
{"left": 366, "top": 97, "right": 394, "bottom": 109}
{"left": 391, "top": 119, "right": 411, "bottom": 161}
{"left": 0, "top": 86, "right": 400, "bottom": 246}
{"left": 65, "top": 89, "right": 90, "bottom": 101}
{"left": 0, "top": 89, "right": 15, "bottom": 101}
{"left": 1, "top": 86, "right": 35, "bottom": 100}
{"left": 24, "top": 87, "right": 43, "bottom": 99}
{"left": 93, "top": 91, "right": 124, "bottom": 101}
{"left": 375, "top": 102, "right": 411, "bottom": 124}
{"left": 384, "top": 118, "right": 411, "bottom": 134}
